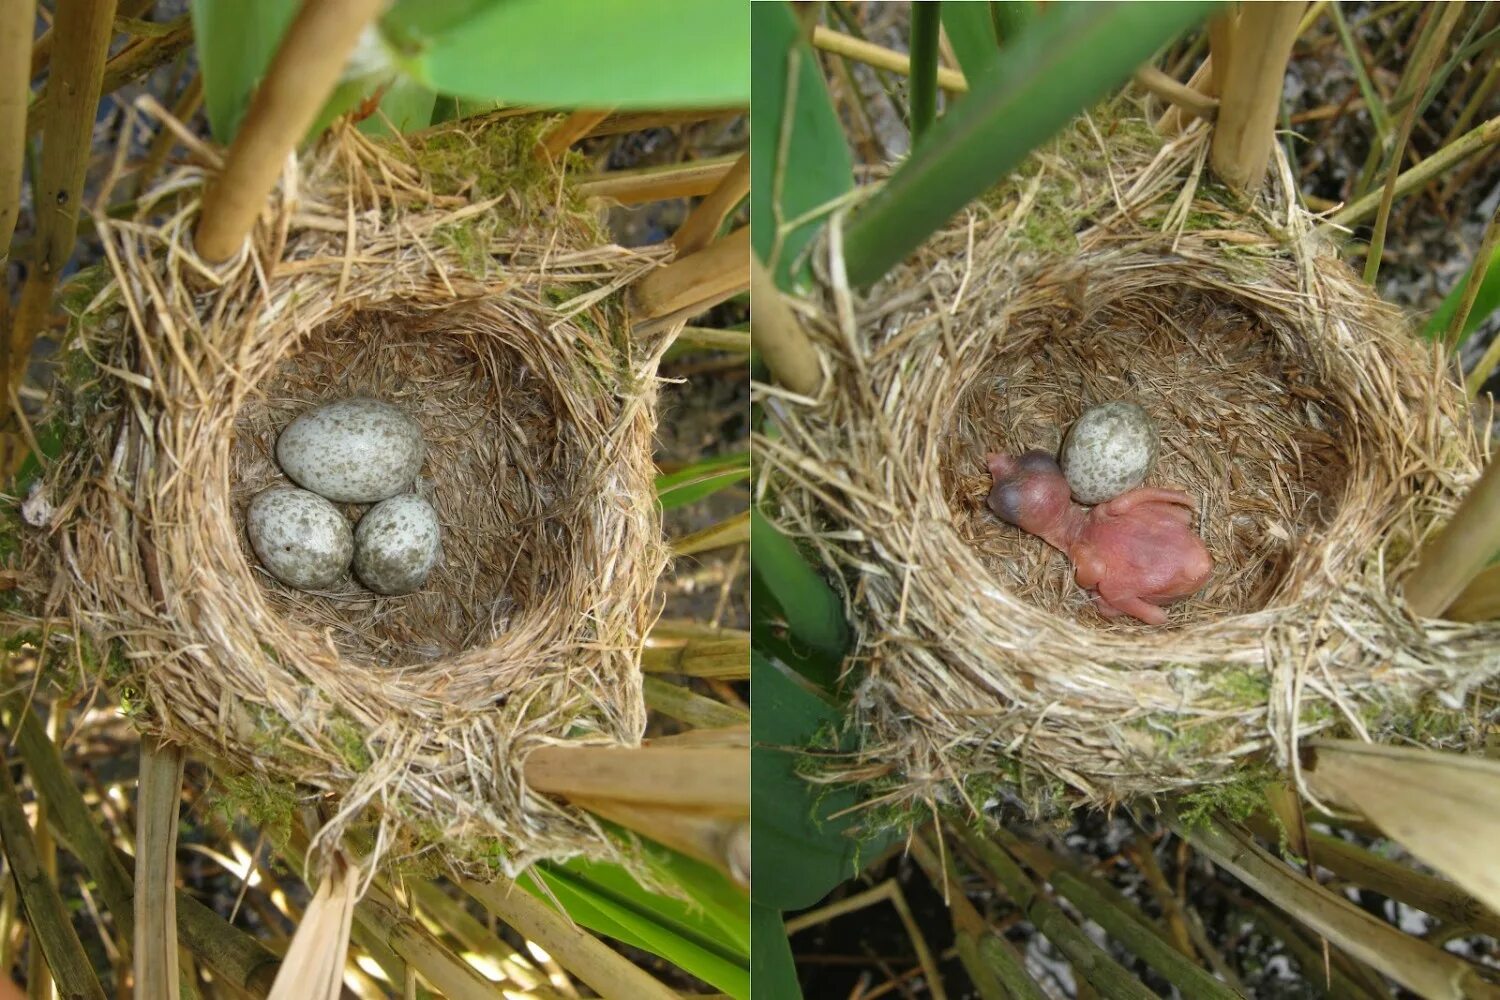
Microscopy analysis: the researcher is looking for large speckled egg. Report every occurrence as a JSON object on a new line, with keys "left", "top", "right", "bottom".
{"left": 246, "top": 487, "right": 353, "bottom": 590}
{"left": 353, "top": 494, "right": 441, "bottom": 596}
{"left": 276, "top": 398, "right": 424, "bottom": 503}
{"left": 1060, "top": 401, "right": 1159, "bottom": 504}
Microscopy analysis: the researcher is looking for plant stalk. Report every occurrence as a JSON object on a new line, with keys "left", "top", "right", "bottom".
{"left": 1363, "top": 2, "right": 1462, "bottom": 285}
{"left": 534, "top": 108, "right": 611, "bottom": 162}
{"left": 1326, "top": 113, "right": 1500, "bottom": 229}
{"left": 1403, "top": 454, "right": 1500, "bottom": 617}
{"left": 811, "top": 25, "right": 969, "bottom": 93}
{"left": 5, "top": 0, "right": 116, "bottom": 397}
{"left": 1209, "top": 3, "right": 1305, "bottom": 193}
{"left": 574, "top": 152, "right": 740, "bottom": 204}
{"left": 750, "top": 254, "right": 823, "bottom": 396}
{"left": 194, "top": 0, "right": 384, "bottom": 263}
{"left": 0, "top": 0, "right": 34, "bottom": 256}
{"left": 630, "top": 225, "right": 749, "bottom": 334}
{"left": 673, "top": 152, "right": 749, "bottom": 254}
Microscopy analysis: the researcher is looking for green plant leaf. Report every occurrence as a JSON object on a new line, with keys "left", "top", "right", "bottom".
{"left": 524, "top": 849, "right": 750, "bottom": 999}
{"left": 941, "top": 2, "right": 1000, "bottom": 84}
{"left": 190, "top": 0, "right": 300, "bottom": 143}
{"left": 1422, "top": 240, "right": 1500, "bottom": 344}
{"left": 751, "top": 1, "right": 854, "bottom": 290}
{"left": 382, "top": 0, "right": 749, "bottom": 109}
{"left": 992, "top": 0, "right": 1040, "bottom": 44}
{"left": 356, "top": 77, "right": 439, "bottom": 137}
{"left": 656, "top": 451, "right": 752, "bottom": 510}
{"left": 751, "top": 651, "right": 899, "bottom": 911}
{"left": 749, "top": 508, "right": 848, "bottom": 665}
{"left": 842, "top": 0, "right": 1218, "bottom": 288}
{"left": 751, "top": 902, "right": 802, "bottom": 1000}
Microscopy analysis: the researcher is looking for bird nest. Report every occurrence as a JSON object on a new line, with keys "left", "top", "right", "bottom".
{"left": 756, "top": 109, "right": 1500, "bottom": 819}
{"left": 4, "top": 115, "right": 670, "bottom": 873}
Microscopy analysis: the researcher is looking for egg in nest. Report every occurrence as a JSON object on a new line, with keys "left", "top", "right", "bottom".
{"left": 1060, "top": 401, "right": 1159, "bottom": 504}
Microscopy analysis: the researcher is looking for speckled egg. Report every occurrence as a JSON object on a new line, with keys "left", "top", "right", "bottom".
{"left": 246, "top": 487, "right": 353, "bottom": 590}
{"left": 1060, "top": 401, "right": 1159, "bottom": 504}
{"left": 276, "top": 398, "right": 425, "bottom": 503}
{"left": 353, "top": 494, "right": 441, "bottom": 596}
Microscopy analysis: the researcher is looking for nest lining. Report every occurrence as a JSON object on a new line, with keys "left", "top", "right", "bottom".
{"left": 232, "top": 301, "right": 603, "bottom": 671}
{"left": 9, "top": 119, "right": 672, "bottom": 872}
{"left": 757, "top": 110, "right": 1500, "bottom": 814}
{"left": 940, "top": 275, "right": 1352, "bottom": 628}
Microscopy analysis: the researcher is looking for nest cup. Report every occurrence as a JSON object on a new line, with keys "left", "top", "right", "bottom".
{"left": 759, "top": 108, "right": 1500, "bottom": 817}
{"left": 8, "top": 117, "right": 670, "bottom": 872}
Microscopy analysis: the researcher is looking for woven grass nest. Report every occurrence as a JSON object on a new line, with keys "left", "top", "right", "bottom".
{"left": 758, "top": 108, "right": 1500, "bottom": 819}
{"left": 7, "top": 115, "right": 671, "bottom": 872}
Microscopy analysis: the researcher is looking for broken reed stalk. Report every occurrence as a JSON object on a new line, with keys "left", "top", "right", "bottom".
{"left": 1134, "top": 66, "right": 1218, "bottom": 123}
{"left": 951, "top": 826, "right": 1156, "bottom": 1000}
{"left": 1362, "top": 2, "right": 1461, "bottom": 285}
{"left": 0, "top": 749, "right": 107, "bottom": 1000}
{"left": 574, "top": 152, "right": 740, "bottom": 204}
{"left": 4, "top": 0, "right": 116, "bottom": 389}
{"left": 810, "top": 24, "right": 969, "bottom": 92}
{"left": 1403, "top": 453, "right": 1500, "bottom": 617}
{"left": 630, "top": 225, "right": 749, "bottom": 332}
{"left": 1328, "top": 112, "right": 1500, "bottom": 229}
{"left": 534, "top": 108, "right": 612, "bottom": 162}
{"left": 673, "top": 151, "right": 750, "bottom": 254}
{"left": 465, "top": 876, "right": 680, "bottom": 1000}
{"left": 525, "top": 745, "right": 748, "bottom": 816}
{"left": 1209, "top": 2, "right": 1305, "bottom": 193}
{"left": 134, "top": 738, "right": 186, "bottom": 1000}
{"left": 0, "top": 0, "right": 33, "bottom": 254}
{"left": 24, "top": 15, "right": 194, "bottom": 137}
{"left": 193, "top": 0, "right": 384, "bottom": 263}
{"left": 750, "top": 254, "right": 823, "bottom": 395}
{"left": 673, "top": 508, "right": 751, "bottom": 555}
{"left": 1165, "top": 807, "right": 1500, "bottom": 1000}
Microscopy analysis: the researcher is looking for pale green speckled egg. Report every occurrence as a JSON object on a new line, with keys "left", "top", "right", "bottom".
{"left": 276, "top": 397, "right": 425, "bottom": 504}
{"left": 246, "top": 487, "right": 353, "bottom": 590}
{"left": 1060, "top": 401, "right": 1159, "bottom": 504}
{"left": 353, "top": 494, "right": 441, "bottom": 596}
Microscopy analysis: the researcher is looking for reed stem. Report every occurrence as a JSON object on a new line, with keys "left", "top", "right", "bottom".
{"left": 1210, "top": 3, "right": 1305, "bottom": 193}
{"left": 673, "top": 152, "right": 749, "bottom": 255}
{"left": 194, "top": 0, "right": 384, "bottom": 263}
{"left": 0, "top": 0, "right": 34, "bottom": 256}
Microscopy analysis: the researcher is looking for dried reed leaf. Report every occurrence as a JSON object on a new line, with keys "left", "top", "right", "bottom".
{"left": 267, "top": 858, "right": 358, "bottom": 1000}
{"left": 1303, "top": 740, "right": 1500, "bottom": 922}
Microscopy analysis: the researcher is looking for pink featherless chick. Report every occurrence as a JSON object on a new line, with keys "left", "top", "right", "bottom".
{"left": 986, "top": 450, "right": 1212, "bottom": 625}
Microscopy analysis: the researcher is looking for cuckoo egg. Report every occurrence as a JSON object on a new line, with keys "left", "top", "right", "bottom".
{"left": 1060, "top": 401, "right": 1159, "bottom": 504}
{"left": 276, "top": 397, "right": 425, "bottom": 503}
{"left": 353, "top": 494, "right": 441, "bottom": 596}
{"left": 246, "top": 487, "right": 353, "bottom": 590}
